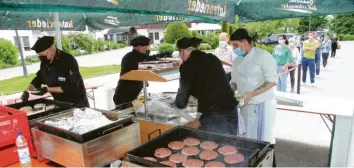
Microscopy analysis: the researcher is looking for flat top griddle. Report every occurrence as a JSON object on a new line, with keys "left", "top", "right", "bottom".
{"left": 127, "top": 127, "right": 270, "bottom": 167}
{"left": 36, "top": 108, "right": 133, "bottom": 143}
{"left": 7, "top": 99, "right": 73, "bottom": 127}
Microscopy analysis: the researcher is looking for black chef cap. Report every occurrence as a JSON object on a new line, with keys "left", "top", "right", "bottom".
{"left": 31, "top": 36, "right": 55, "bottom": 53}
{"left": 230, "top": 28, "right": 252, "bottom": 42}
{"left": 130, "top": 36, "right": 151, "bottom": 47}
{"left": 176, "top": 37, "right": 202, "bottom": 50}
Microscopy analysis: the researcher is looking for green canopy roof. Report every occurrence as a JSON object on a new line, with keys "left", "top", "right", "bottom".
{"left": 0, "top": 11, "right": 216, "bottom": 31}
{"left": 235, "top": 0, "right": 354, "bottom": 23}
{"left": 0, "top": 0, "right": 236, "bottom": 22}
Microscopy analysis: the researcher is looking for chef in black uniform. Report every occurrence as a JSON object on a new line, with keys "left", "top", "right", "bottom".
{"left": 113, "top": 36, "right": 172, "bottom": 109}
{"left": 174, "top": 37, "right": 239, "bottom": 135}
{"left": 21, "top": 36, "right": 89, "bottom": 107}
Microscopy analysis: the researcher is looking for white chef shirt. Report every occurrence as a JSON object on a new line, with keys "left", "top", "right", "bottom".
{"left": 231, "top": 47, "right": 277, "bottom": 104}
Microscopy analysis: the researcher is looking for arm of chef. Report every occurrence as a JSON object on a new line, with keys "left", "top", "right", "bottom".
{"left": 252, "top": 52, "right": 277, "bottom": 97}
{"left": 28, "top": 70, "right": 44, "bottom": 91}
{"left": 175, "top": 68, "right": 193, "bottom": 109}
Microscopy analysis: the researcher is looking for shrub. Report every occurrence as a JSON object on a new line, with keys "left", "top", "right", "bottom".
{"left": 68, "top": 33, "right": 95, "bottom": 53}
{"left": 256, "top": 43, "right": 274, "bottom": 54}
{"left": 68, "top": 49, "right": 82, "bottom": 56}
{"left": 164, "top": 23, "right": 192, "bottom": 44}
{"left": 0, "top": 39, "right": 19, "bottom": 68}
{"left": 198, "top": 34, "right": 219, "bottom": 49}
{"left": 199, "top": 43, "right": 212, "bottom": 51}
{"left": 61, "top": 35, "right": 72, "bottom": 53}
{"left": 117, "top": 43, "right": 126, "bottom": 48}
{"left": 158, "top": 43, "right": 175, "bottom": 53}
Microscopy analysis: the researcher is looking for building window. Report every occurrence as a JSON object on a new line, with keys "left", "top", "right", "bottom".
{"left": 148, "top": 33, "right": 154, "bottom": 40}
{"left": 154, "top": 32, "right": 160, "bottom": 40}
{"left": 14, "top": 36, "right": 31, "bottom": 51}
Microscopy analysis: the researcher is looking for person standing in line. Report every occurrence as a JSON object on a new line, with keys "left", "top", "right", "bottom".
{"left": 302, "top": 32, "right": 320, "bottom": 87}
{"left": 296, "top": 35, "right": 302, "bottom": 52}
{"left": 315, "top": 33, "right": 322, "bottom": 76}
{"left": 331, "top": 32, "right": 339, "bottom": 58}
{"left": 214, "top": 32, "right": 236, "bottom": 81}
{"left": 288, "top": 38, "right": 301, "bottom": 92}
{"left": 273, "top": 35, "right": 294, "bottom": 92}
{"left": 321, "top": 35, "right": 332, "bottom": 70}
{"left": 229, "top": 28, "right": 277, "bottom": 166}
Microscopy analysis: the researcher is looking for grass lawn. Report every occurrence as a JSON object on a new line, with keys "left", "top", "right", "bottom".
{"left": 0, "top": 65, "right": 121, "bottom": 95}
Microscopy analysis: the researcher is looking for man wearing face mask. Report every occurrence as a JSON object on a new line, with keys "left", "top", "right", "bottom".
{"left": 113, "top": 36, "right": 172, "bottom": 108}
{"left": 174, "top": 37, "right": 238, "bottom": 136}
{"left": 214, "top": 32, "right": 236, "bottom": 81}
{"left": 20, "top": 36, "right": 89, "bottom": 107}
{"left": 229, "top": 29, "right": 277, "bottom": 166}
{"left": 302, "top": 32, "right": 320, "bottom": 87}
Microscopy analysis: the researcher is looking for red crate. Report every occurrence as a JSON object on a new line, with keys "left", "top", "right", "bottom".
{"left": 0, "top": 105, "right": 34, "bottom": 166}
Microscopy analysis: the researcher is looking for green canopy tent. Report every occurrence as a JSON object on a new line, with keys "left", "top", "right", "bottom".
{"left": 0, "top": 11, "right": 217, "bottom": 31}
{"left": 234, "top": 0, "right": 354, "bottom": 23}
{"left": 0, "top": 0, "right": 236, "bottom": 22}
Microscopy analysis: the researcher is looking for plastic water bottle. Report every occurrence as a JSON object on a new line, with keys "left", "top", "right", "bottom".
{"left": 16, "top": 131, "right": 32, "bottom": 168}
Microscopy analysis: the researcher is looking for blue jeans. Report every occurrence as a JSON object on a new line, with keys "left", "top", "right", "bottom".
{"left": 277, "top": 65, "right": 288, "bottom": 92}
{"left": 199, "top": 107, "right": 238, "bottom": 136}
{"left": 315, "top": 53, "right": 321, "bottom": 75}
{"left": 302, "top": 57, "right": 315, "bottom": 84}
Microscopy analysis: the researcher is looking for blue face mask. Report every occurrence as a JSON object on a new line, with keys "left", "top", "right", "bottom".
{"left": 234, "top": 48, "right": 245, "bottom": 57}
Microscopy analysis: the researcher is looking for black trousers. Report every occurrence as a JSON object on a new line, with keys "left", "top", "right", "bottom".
{"left": 331, "top": 46, "right": 337, "bottom": 57}
{"left": 270, "top": 144, "right": 276, "bottom": 167}
{"left": 322, "top": 53, "right": 329, "bottom": 68}
{"left": 288, "top": 66, "right": 295, "bottom": 88}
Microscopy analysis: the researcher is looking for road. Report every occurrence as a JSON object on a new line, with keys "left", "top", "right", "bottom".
{"left": 0, "top": 46, "right": 135, "bottom": 81}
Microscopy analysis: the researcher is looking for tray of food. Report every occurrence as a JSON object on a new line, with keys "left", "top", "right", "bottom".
{"left": 36, "top": 108, "right": 133, "bottom": 143}
{"left": 127, "top": 127, "right": 270, "bottom": 167}
{"left": 6, "top": 99, "right": 74, "bottom": 127}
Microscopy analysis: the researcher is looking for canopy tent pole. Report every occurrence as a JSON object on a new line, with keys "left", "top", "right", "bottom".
{"left": 15, "top": 30, "right": 28, "bottom": 77}
{"left": 54, "top": 12, "right": 62, "bottom": 50}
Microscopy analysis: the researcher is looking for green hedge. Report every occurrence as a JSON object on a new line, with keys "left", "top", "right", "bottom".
{"left": 158, "top": 43, "right": 175, "bottom": 53}
{"left": 199, "top": 43, "right": 212, "bottom": 51}
{"left": 338, "top": 34, "right": 354, "bottom": 41}
{"left": 256, "top": 43, "right": 274, "bottom": 54}
{"left": 0, "top": 39, "right": 19, "bottom": 69}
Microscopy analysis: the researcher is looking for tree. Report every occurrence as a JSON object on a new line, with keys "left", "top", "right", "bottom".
{"left": 297, "top": 16, "right": 329, "bottom": 33}
{"left": 0, "top": 39, "right": 19, "bottom": 68}
{"left": 230, "top": 16, "right": 300, "bottom": 40}
{"left": 221, "top": 21, "right": 229, "bottom": 33}
{"left": 164, "top": 23, "right": 192, "bottom": 44}
{"left": 330, "top": 13, "right": 354, "bottom": 34}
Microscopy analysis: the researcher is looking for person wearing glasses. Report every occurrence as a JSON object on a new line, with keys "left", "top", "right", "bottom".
{"left": 20, "top": 36, "right": 89, "bottom": 107}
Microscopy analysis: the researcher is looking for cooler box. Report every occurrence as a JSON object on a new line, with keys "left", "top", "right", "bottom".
{"left": 0, "top": 105, "right": 34, "bottom": 166}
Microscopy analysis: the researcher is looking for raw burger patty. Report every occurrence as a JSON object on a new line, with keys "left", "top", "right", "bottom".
{"left": 224, "top": 154, "right": 245, "bottom": 164}
{"left": 169, "top": 153, "right": 187, "bottom": 163}
{"left": 160, "top": 160, "right": 177, "bottom": 167}
{"left": 181, "top": 146, "right": 200, "bottom": 156}
{"left": 218, "top": 145, "right": 238, "bottom": 155}
{"left": 168, "top": 141, "right": 185, "bottom": 150}
{"left": 205, "top": 161, "right": 226, "bottom": 167}
{"left": 199, "top": 150, "right": 218, "bottom": 161}
{"left": 143, "top": 157, "right": 157, "bottom": 162}
{"left": 154, "top": 148, "right": 172, "bottom": 159}
{"left": 182, "top": 159, "right": 204, "bottom": 168}
{"left": 184, "top": 137, "right": 201, "bottom": 146}
{"left": 200, "top": 141, "right": 219, "bottom": 150}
